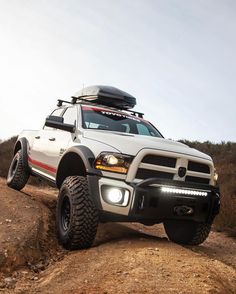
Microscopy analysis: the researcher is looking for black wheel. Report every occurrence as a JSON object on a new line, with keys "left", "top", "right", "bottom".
{"left": 7, "top": 150, "right": 30, "bottom": 191}
{"left": 56, "top": 176, "right": 99, "bottom": 250}
{"left": 164, "top": 220, "right": 211, "bottom": 245}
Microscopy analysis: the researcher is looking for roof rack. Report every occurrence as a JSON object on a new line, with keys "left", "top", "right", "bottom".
{"left": 71, "top": 96, "right": 89, "bottom": 104}
{"left": 57, "top": 97, "right": 144, "bottom": 119}
{"left": 71, "top": 96, "right": 124, "bottom": 111}
{"left": 125, "top": 110, "right": 144, "bottom": 119}
{"left": 71, "top": 97, "right": 144, "bottom": 119}
{"left": 57, "top": 86, "right": 144, "bottom": 118}
{"left": 57, "top": 99, "right": 72, "bottom": 107}
{"left": 72, "top": 85, "right": 137, "bottom": 110}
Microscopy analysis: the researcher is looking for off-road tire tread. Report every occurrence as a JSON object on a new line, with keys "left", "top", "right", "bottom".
{"left": 189, "top": 222, "right": 211, "bottom": 245}
{"left": 164, "top": 220, "right": 211, "bottom": 245}
{"left": 7, "top": 150, "right": 30, "bottom": 191}
{"left": 57, "top": 176, "right": 98, "bottom": 250}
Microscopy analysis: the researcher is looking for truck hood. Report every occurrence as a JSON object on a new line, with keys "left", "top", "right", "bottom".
{"left": 82, "top": 130, "right": 212, "bottom": 161}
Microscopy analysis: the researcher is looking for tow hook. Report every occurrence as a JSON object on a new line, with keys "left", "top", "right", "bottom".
{"left": 174, "top": 205, "right": 194, "bottom": 216}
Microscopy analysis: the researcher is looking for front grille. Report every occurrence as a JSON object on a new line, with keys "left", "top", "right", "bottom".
{"left": 136, "top": 168, "right": 174, "bottom": 180}
{"left": 185, "top": 176, "right": 209, "bottom": 185}
{"left": 188, "top": 161, "right": 210, "bottom": 174}
{"left": 142, "top": 155, "right": 176, "bottom": 168}
{"left": 134, "top": 152, "right": 211, "bottom": 185}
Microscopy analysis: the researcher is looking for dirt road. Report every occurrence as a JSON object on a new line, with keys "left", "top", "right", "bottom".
{"left": 0, "top": 177, "right": 236, "bottom": 293}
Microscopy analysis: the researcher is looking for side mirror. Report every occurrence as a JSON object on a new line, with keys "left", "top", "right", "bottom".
{"left": 45, "top": 115, "right": 75, "bottom": 133}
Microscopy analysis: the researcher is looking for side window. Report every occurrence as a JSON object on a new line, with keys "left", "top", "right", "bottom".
{"left": 121, "top": 124, "right": 130, "bottom": 133}
{"left": 62, "top": 107, "right": 77, "bottom": 126}
{"left": 136, "top": 124, "right": 151, "bottom": 136}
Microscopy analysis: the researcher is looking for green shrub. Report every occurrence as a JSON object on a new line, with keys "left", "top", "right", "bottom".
{"left": 0, "top": 136, "right": 17, "bottom": 177}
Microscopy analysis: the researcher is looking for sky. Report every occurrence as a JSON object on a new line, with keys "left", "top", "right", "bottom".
{"left": 0, "top": 0, "right": 235, "bottom": 142}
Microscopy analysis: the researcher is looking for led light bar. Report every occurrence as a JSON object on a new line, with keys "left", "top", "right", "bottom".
{"left": 161, "top": 187, "right": 208, "bottom": 197}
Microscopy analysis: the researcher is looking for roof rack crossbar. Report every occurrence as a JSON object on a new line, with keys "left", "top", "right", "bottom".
{"left": 71, "top": 97, "right": 124, "bottom": 111}
{"left": 71, "top": 96, "right": 144, "bottom": 118}
{"left": 71, "top": 96, "right": 126, "bottom": 110}
{"left": 125, "top": 109, "right": 144, "bottom": 118}
{"left": 57, "top": 99, "right": 73, "bottom": 107}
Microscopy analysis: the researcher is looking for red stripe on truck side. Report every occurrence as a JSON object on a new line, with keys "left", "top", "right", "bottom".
{"left": 28, "top": 156, "right": 57, "bottom": 173}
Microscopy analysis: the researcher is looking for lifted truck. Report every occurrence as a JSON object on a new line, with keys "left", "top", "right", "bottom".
{"left": 7, "top": 85, "right": 220, "bottom": 250}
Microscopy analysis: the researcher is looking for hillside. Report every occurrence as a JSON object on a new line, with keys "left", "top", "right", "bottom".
{"left": 0, "top": 136, "right": 17, "bottom": 179}
{"left": 179, "top": 140, "right": 236, "bottom": 230}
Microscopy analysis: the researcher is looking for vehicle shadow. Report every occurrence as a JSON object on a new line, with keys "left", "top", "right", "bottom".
{"left": 94, "top": 223, "right": 168, "bottom": 247}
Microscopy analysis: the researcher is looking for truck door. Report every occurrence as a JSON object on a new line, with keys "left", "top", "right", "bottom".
{"left": 29, "top": 107, "right": 77, "bottom": 181}
{"left": 48, "top": 106, "right": 78, "bottom": 168}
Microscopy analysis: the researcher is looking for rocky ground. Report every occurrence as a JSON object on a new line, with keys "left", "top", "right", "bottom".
{"left": 0, "top": 177, "right": 235, "bottom": 294}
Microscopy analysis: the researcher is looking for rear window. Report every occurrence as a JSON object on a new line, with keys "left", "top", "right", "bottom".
{"left": 81, "top": 106, "right": 162, "bottom": 138}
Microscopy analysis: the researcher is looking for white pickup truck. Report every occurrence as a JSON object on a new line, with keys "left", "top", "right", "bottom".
{"left": 7, "top": 85, "right": 220, "bottom": 250}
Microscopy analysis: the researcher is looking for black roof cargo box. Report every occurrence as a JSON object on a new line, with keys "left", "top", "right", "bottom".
{"left": 72, "top": 85, "right": 136, "bottom": 110}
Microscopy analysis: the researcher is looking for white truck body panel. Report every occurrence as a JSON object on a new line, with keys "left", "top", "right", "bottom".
{"left": 82, "top": 130, "right": 212, "bottom": 161}
{"left": 16, "top": 102, "right": 215, "bottom": 188}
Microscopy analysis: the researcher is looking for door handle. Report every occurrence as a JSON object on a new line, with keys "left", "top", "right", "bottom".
{"left": 49, "top": 137, "right": 55, "bottom": 141}
{"left": 35, "top": 136, "right": 40, "bottom": 139}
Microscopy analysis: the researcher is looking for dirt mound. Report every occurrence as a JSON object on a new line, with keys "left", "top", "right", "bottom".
{"left": 0, "top": 178, "right": 236, "bottom": 293}
{"left": 0, "top": 178, "right": 64, "bottom": 275}
{"left": 0, "top": 137, "right": 17, "bottom": 178}
{"left": 31, "top": 236, "right": 236, "bottom": 294}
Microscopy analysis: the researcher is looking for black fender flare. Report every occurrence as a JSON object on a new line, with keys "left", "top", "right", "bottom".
{"left": 56, "top": 146, "right": 102, "bottom": 209}
{"left": 57, "top": 145, "right": 101, "bottom": 176}
{"left": 13, "top": 137, "right": 29, "bottom": 170}
{"left": 56, "top": 145, "right": 102, "bottom": 187}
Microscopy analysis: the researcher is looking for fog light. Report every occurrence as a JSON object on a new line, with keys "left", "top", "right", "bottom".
{"left": 107, "top": 188, "right": 123, "bottom": 203}
{"left": 101, "top": 186, "right": 130, "bottom": 206}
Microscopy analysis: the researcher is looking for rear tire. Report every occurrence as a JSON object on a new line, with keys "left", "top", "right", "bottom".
{"left": 56, "top": 176, "right": 99, "bottom": 250}
{"left": 164, "top": 220, "right": 211, "bottom": 245}
{"left": 7, "top": 150, "right": 30, "bottom": 191}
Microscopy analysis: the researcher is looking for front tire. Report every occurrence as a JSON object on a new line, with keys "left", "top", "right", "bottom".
{"left": 56, "top": 176, "right": 99, "bottom": 250}
{"left": 7, "top": 150, "right": 30, "bottom": 191}
{"left": 164, "top": 220, "right": 211, "bottom": 245}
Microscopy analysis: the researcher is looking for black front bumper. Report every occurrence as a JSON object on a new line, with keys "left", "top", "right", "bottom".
{"left": 129, "top": 178, "right": 220, "bottom": 223}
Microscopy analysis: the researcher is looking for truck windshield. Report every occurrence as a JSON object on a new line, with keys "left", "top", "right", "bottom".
{"left": 81, "top": 106, "right": 163, "bottom": 138}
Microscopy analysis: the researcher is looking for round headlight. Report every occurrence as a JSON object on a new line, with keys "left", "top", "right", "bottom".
{"left": 105, "top": 155, "right": 119, "bottom": 165}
